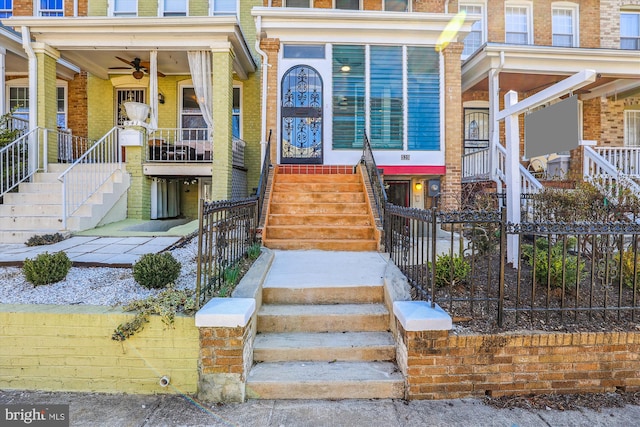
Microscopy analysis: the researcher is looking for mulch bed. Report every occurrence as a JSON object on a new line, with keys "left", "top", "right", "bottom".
{"left": 484, "top": 390, "right": 640, "bottom": 411}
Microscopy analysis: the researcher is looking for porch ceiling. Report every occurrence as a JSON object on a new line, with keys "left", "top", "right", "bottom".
{"left": 462, "top": 43, "right": 640, "bottom": 97}
{"left": 2, "top": 17, "right": 256, "bottom": 80}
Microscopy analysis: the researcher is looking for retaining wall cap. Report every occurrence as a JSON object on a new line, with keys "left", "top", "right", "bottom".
{"left": 393, "top": 301, "right": 452, "bottom": 331}
{"left": 195, "top": 298, "right": 256, "bottom": 328}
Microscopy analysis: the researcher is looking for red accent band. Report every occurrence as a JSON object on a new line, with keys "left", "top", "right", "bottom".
{"left": 378, "top": 165, "right": 446, "bottom": 175}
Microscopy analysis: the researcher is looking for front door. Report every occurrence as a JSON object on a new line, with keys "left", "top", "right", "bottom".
{"left": 280, "top": 65, "right": 323, "bottom": 164}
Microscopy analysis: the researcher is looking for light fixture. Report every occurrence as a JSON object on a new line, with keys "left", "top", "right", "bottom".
{"left": 132, "top": 70, "right": 144, "bottom": 80}
{"left": 158, "top": 93, "right": 165, "bottom": 104}
{"left": 415, "top": 182, "right": 423, "bottom": 191}
{"left": 341, "top": 65, "right": 351, "bottom": 72}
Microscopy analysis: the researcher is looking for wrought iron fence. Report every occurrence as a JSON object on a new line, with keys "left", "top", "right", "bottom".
{"left": 195, "top": 197, "right": 259, "bottom": 308}
{"left": 385, "top": 203, "right": 640, "bottom": 329}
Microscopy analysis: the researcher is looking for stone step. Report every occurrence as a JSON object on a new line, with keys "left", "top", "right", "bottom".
{"left": 263, "top": 284, "right": 384, "bottom": 305}
{"left": 276, "top": 174, "right": 360, "bottom": 184}
{"left": 246, "top": 361, "right": 404, "bottom": 400}
{"left": 262, "top": 239, "right": 378, "bottom": 251}
{"left": 270, "top": 192, "right": 365, "bottom": 204}
{"left": 17, "top": 181, "right": 62, "bottom": 193}
{"left": 266, "top": 213, "right": 372, "bottom": 227}
{"left": 265, "top": 225, "right": 375, "bottom": 241}
{"left": 268, "top": 202, "right": 369, "bottom": 215}
{"left": 0, "top": 230, "right": 65, "bottom": 244}
{"left": 273, "top": 182, "right": 364, "bottom": 193}
{"left": 253, "top": 332, "right": 395, "bottom": 362}
{"left": 257, "top": 303, "right": 389, "bottom": 333}
{"left": 3, "top": 191, "right": 62, "bottom": 205}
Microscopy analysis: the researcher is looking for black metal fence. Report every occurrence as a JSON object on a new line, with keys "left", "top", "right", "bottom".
{"left": 385, "top": 203, "right": 640, "bottom": 329}
{"left": 195, "top": 197, "right": 259, "bottom": 308}
{"left": 361, "top": 131, "right": 387, "bottom": 223}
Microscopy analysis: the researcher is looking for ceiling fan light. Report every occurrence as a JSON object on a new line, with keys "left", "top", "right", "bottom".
{"left": 132, "top": 70, "right": 144, "bottom": 80}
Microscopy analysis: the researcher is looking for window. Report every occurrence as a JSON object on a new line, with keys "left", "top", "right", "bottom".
{"left": 39, "top": 0, "right": 63, "bottom": 16}
{"left": 459, "top": 3, "right": 485, "bottom": 56}
{"left": 285, "top": 0, "right": 311, "bottom": 7}
{"left": 552, "top": 4, "right": 578, "bottom": 47}
{"left": 181, "top": 87, "right": 207, "bottom": 133}
{"left": 407, "top": 47, "right": 440, "bottom": 150}
{"left": 283, "top": 45, "right": 325, "bottom": 59}
{"left": 232, "top": 87, "right": 241, "bottom": 139}
{"left": 163, "top": 0, "right": 187, "bottom": 16}
{"left": 8, "top": 84, "right": 66, "bottom": 128}
{"left": 212, "top": 0, "right": 236, "bottom": 15}
{"left": 625, "top": 110, "right": 640, "bottom": 146}
{"left": 112, "top": 0, "right": 137, "bottom": 17}
{"left": 332, "top": 45, "right": 365, "bottom": 149}
{"left": 370, "top": 46, "right": 403, "bottom": 149}
{"left": 0, "top": 0, "right": 12, "bottom": 18}
{"left": 335, "top": 0, "right": 359, "bottom": 10}
{"left": 505, "top": 5, "right": 531, "bottom": 44}
{"left": 621, "top": 12, "right": 640, "bottom": 49}
{"left": 384, "top": 0, "right": 408, "bottom": 12}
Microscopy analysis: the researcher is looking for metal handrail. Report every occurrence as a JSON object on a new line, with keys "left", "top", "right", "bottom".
{"left": 147, "top": 128, "right": 213, "bottom": 162}
{"left": 256, "top": 130, "right": 272, "bottom": 222}
{"left": 57, "top": 127, "right": 121, "bottom": 229}
{"left": 361, "top": 130, "right": 387, "bottom": 223}
{"left": 0, "top": 127, "right": 45, "bottom": 198}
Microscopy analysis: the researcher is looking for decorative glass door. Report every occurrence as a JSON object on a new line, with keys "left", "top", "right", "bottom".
{"left": 281, "top": 65, "right": 323, "bottom": 164}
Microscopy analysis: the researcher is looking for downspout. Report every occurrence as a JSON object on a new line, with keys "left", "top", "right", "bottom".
{"left": 490, "top": 51, "right": 505, "bottom": 199}
{"left": 22, "top": 27, "right": 37, "bottom": 131}
{"left": 444, "top": 0, "right": 450, "bottom": 13}
{"left": 74, "top": 0, "right": 78, "bottom": 16}
{"left": 255, "top": 15, "right": 270, "bottom": 164}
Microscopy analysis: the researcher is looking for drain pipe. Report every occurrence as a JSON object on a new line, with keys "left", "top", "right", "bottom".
{"left": 73, "top": 0, "right": 78, "bottom": 16}
{"left": 255, "top": 15, "right": 270, "bottom": 165}
{"left": 444, "top": 0, "right": 450, "bottom": 13}
{"left": 490, "top": 51, "right": 505, "bottom": 202}
{"left": 22, "top": 27, "right": 37, "bottom": 132}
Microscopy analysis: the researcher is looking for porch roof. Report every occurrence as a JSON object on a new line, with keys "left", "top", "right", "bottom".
{"left": 462, "top": 43, "right": 640, "bottom": 99}
{"left": 2, "top": 17, "right": 256, "bottom": 80}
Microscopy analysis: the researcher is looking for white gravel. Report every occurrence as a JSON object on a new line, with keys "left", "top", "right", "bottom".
{"left": 0, "top": 239, "right": 199, "bottom": 307}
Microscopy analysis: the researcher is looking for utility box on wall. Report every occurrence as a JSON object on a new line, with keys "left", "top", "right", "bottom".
{"left": 119, "top": 128, "right": 144, "bottom": 147}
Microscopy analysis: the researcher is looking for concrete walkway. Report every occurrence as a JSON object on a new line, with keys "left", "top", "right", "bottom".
{"left": 0, "top": 235, "right": 181, "bottom": 267}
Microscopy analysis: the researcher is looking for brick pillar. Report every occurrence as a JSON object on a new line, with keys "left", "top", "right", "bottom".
{"left": 33, "top": 43, "right": 60, "bottom": 163}
{"left": 125, "top": 146, "right": 151, "bottom": 220}
{"left": 260, "top": 38, "right": 280, "bottom": 164}
{"left": 441, "top": 42, "right": 464, "bottom": 210}
{"left": 211, "top": 47, "right": 234, "bottom": 201}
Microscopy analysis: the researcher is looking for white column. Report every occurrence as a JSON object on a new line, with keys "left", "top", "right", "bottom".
{"left": 489, "top": 68, "right": 500, "bottom": 200}
{"left": 0, "top": 48, "right": 5, "bottom": 114}
{"left": 504, "top": 90, "right": 520, "bottom": 267}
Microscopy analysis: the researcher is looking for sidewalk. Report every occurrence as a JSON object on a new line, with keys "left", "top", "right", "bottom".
{"left": 1, "top": 390, "right": 639, "bottom": 427}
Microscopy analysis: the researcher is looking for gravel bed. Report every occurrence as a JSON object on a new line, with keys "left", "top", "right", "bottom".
{"left": 0, "top": 238, "right": 199, "bottom": 307}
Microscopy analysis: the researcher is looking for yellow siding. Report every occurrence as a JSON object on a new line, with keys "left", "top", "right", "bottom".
{"left": 87, "top": 75, "right": 115, "bottom": 141}
{"left": 88, "top": 0, "right": 108, "bottom": 16}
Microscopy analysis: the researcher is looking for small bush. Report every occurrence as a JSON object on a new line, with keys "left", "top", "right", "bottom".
{"left": 614, "top": 248, "right": 640, "bottom": 290}
{"left": 132, "top": 252, "right": 181, "bottom": 289}
{"left": 522, "top": 237, "right": 585, "bottom": 289}
{"left": 247, "top": 243, "right": 261, "bottom": 260}
{"left": 25, "top": 233, "right": 67, "bottom": 247}
{"left": 22, "top": 251, "right": 72, "bottom": 286}
{"left": 430, "top": 253, "right": 471, "bottom": 288}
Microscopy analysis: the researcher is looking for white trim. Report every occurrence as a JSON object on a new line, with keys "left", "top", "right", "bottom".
{"left": 402, "top": 46, "right": 408, "bottom": 151}
{"left": 463, "top": 100, "right": 489, "bottom": 108}
{"left": 504, "top": 1, "right": 533, "bottom": 45}
{"left": 625, "top": 110, "right": 640, "bottom": 147}
{"left": 210, "top": 0, "right": 238, "bottom": 16}
{"left": 159, "top": 0, "right": 189, "bottom": 17}
{"left": 551, "top": 2, "right": 579, "bottom": 48}
{"left": 459, "top": 0, "right": 486, "bottom": 59}
{"left": 6, "top": 77, "right": 68, "bottom": 127}
{"left": 439, "top": 50, "right": 444, "bottom": 154}
{"left": 233, "top": 84, "right": 242, "bottom": 139}
{"left": 109, "top": 0, "right": 138, "bottom": 17}
{"left": 365, "top": 44, "right": 371, "bottom": 141}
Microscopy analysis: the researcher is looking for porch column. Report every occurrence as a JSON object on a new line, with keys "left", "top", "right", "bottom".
{"left": 504, "top": 90, "right": 520, "bottom": 267}
{"left": 260, "top": 38, "right": 280, "bottom": 164}
{"left": 33, "top": 43, "right": 59, "bottom": 163}
{"left": 0, "top": 48, "right": 5, "bottom": 115}
{"left": 440, "top": 42, "right": 464, "bottom": 210}
{"left": 211, "top": 45, "right": 234, "bottom": 201}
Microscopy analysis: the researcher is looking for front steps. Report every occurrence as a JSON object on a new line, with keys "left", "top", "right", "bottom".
{"left": 262, "top": 166, "right": 379, "bottom": 251}
{"left": 0, "top": 164, "right": 129, "bottom": 244}
{"left": 246, "top": 250, "right": 404, "bottom": 400}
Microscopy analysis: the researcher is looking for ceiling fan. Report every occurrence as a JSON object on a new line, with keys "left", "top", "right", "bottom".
{"left": 109, "top": 56, "right": 166, "bottom": 79}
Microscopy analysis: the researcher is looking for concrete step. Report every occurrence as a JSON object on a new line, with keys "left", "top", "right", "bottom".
{"left": 273, "top": 182, "right": 364, "bottom": 193}
{"left": 270, "top": 192, "right": 365, "bottom": 204}
{"left": 257, "top": 303, "right": 389, "bottom": 333}
{"left": 246, "top": 361, "right": 404, "bottom": 400}
{"left": 265, "top": 225, "right": 375, "bottom": 240}
{"left": 266, "top": 213, "right": 372, "bottom": 227}
{"left": 3, "top": 191, "right": 62, "bottom": 205}
{"left": 268, "top": 202, "right": 369, "bottom": 215}
{"left": 263, "top": 284, "right": 384, "bottom": 305}
{"left": 253, "top": 332, "right": 395, "bottom": 362}
{"left": 32, "top": 172, "right": 64, "bottom": 183}
{"left": 0, "top": 230, "right": 65, "bottom": 244}
{"left": 262, "top": 239, "right": 378, "bottom": 251}
{"left": 276, "top": 174, "right": 360, "bottom": 184}
{"left": 17, "top": 181, "right": 62, "bottom": 193}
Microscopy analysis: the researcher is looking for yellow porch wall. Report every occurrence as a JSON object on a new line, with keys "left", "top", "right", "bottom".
{"left": 87, "top": 75, "right": 114, "bottom": 141}
{"left": 88, "top": 0, "right": 107, "bottom": 15}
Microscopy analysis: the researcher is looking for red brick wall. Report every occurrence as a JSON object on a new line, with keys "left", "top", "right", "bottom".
{"left": 199, "top": 325, "right": 251, "bottom": 376}
{"left": 401, "top": 327, "right": 640, "bottom": 400}
{"left": 67, "top": 72, "right": 88, "bottom": 138}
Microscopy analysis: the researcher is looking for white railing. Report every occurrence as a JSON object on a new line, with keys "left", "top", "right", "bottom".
{"left": 58, "top": 127, "right": 121, "bottom": 229}
{"left": 494, "top": 142, "right": 542, "bottom": 195}
{"left": 232, "top": 137, "right": 246, "bottom": 168}
{"left": 594, "top": 146, "right": 640, "bottom": 178}
{"left": 462, "top": 147, "right": 490, "bottom": 181}
{"left": 57, "top": 130, "right": 95, "bottom": 163}
{"left": 1, "top": 128, "right": 48, "bottom": 199}
{"left": 7, "top": 115, "right": 29, "bottom": 135}
{"left": 147, "top": 128, "right": 213, "bottom": 162}
{"left": 583, "top": 145, "right": 640, "bottom": 206}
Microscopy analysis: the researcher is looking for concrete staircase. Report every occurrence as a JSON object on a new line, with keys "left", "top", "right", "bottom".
{"left": 262, "top": 166, "right": 379, "bottom": 251}
{"left": 0, "top": 164, "right": 129, "bottom": 243}
{"left": 246, "top": 250, "right": 404, "bottom": 400}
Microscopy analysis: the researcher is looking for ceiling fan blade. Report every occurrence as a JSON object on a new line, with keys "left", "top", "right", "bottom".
{"left": 108, "top": 67, "right": 132, "bottom": 70}
{"left": 115, "top": 56, "right": 134, "bottom": 67}
{"left": 157, "top": 71, "right": 166, "bottom": 78}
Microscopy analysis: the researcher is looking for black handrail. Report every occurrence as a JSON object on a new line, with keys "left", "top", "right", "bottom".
{"left": 256, "top": 129, "right": 272, "bottom": 222}
{"left": 361, "top": 130, "right": 387, "bottom": 223}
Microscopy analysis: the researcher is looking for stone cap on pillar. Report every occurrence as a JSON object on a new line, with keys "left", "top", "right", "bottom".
{"left": 195, "top": 298, "right": 256, "bottom": 328}
{"left": 393, "top": 300, "right": 452, "bottom": 331}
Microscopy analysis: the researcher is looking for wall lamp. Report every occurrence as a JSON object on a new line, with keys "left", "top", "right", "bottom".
{"left": 158, "top": 93, "right": 166, "bottom": 104}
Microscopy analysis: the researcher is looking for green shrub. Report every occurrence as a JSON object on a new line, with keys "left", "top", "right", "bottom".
{"left": 22, "top": 251, "right": 72, "bottom": 286}
{"left": 223, "top": 264, "right": 241, "bottom": 286}
{"left": 132, "top": 252, "right": 181, "bottom": 289}
{"left": 521, "top": 237, "right": 585, "bottom": 288}
{"left": 25, "top": 233, "right": 67, "bottom": 247}
{"left": 430, "top": 253, "right": 471, "bottom": 288}
{"left": 247, "top": 242, "right": 261, "bottom": 260}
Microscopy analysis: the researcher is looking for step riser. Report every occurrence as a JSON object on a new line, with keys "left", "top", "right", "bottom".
{"left": 270, "top": 193, "right": 365, "bottom": 204}
{"left": 262, "top": 286, "right": 384, "bottom": 305}
{"left": 266, "top": 227, "right": 375, "bottom": 240}
{"left": 263, "top": 240, "right": 378, "bottom": 251}
{"left": 2, "top": 192, "right": 61, "bottom": 205}
{"left": 17, "top": 182, "right": 62, "bottom": 193}
{"left": 0, "top": 230, "right": 64, "bottom": 244}
{"left": 257, "top": 313, "right": 388, "bottom": 333}
{"left": 253, "top": 346, "right": 395, "bottom": 363}
{"left": 273, "top": 183, "right": 364, "bottom": 193}
{"left": 266, "top": 214, "right": 372, "bottom": 227}
{"left": 276, "top": 175, "right": 360, "bottom": 184}
{"left": 268, "top": 203, "right": 369, "bottom": 215}
{"left": 246, "top": 381, "right": 403, "bottom": 400}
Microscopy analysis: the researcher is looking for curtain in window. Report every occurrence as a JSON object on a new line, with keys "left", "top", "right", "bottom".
{"left": 407, "top": 47, "right": 439, "bottom": 150}
{"left": 370, "top": 46, "right": 403, "bottom": 149}
{"left": 332, "top": 45, "right": 365, "bottom": 149}
{"left": 187, "top": 51, "right": 214, "bottom": 131}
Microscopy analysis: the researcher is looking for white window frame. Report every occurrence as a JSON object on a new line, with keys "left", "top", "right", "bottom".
{"left": 284, "top": 0, "right": 312, "bottom": 7}
{"left": 459, "top": 1, "right": 487, "bottom": 58}
{"left": 6, "top": 78, "right": 68, "bottom": 128}
{"left": 625, "top": 110, "right": 640, "bottom": 147}
{"left": 0, "top": 0, "right": 12, "bottom": 18}
{"left": 333, "top": 0, "right": 360, "bottom": 10}
{"left": 110, "top": 0, "right": 138, "bottom": 17}
{"left": 383, "top": 0, "right": 410, "bottom": 12}
{"left": 178, "top": 81, "right": 206, "bottom": 134}
{"left": 621, "top": 8, "right": 640, "bottom": 50}
{"left": 37, "top": 0, "right": 64, "bottom": 16}
{"left": 210, "top": 0, "right": 237, "bottom": 16}
{"left": 552, "top": 2, "right": 579, "bottom": 48}
{"left": 232, "top": 85, "right": 242, "bottom": 139}
{"left": 160, "top": 0, "right": 188, "bottom": 17}
{"left": 505, "top": 1, "right": 533, "bottom": 45}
